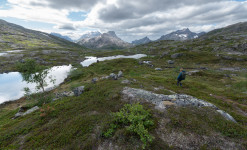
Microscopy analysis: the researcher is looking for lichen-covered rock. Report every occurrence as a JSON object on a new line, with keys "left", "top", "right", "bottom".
{"left": 122, "top": 87, "right": 236, "bottom": 122}
{"left": 92, "top": 77, "right": 99, "bottom": 83}
{"left": 14, "top": 106, "right": 39, "bottom": 119}
{"left": 121, "top": 79, "right": 131, "bottom": 84}
{"left": 217, "top": 110, "right": 237, "bottom": 123}
{"left": 73, "top": 86, "right": 85, "bottom": 96}
{"left": 118, "top": 71, "right": 123, "bottom": 78}
{"left": 110, "top": 73, "right": 118, "bottom": 80}
{"left": 155, "top": 68, "right": 163, "bottom": 71}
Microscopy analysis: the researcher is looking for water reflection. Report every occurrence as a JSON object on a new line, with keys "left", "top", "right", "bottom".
{"left": 81, "top": 54, "right": 147, "bottom": 67}
{"left": 0, "top": 65, "right": 72, "bottom": 104}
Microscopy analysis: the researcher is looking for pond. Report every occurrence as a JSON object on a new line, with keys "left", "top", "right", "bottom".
{"left": 0, "top": 65, "right": 72, "bottom": 104}
{"left": 81, "top": 54, "right": 147, "bottom": 67}
{"left": 0, "top": 54, "right": 147, "bottom": 104}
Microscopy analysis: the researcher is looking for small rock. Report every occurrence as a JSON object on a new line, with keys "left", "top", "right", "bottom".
{"left": 92, "top": 77, "right": 99, "bottom": 83}
{"left": 187, "top": 70, "right": 200, "bottom": 75}
{"left": 155, "top": 68, "right": 162, "bottom": 71}
{"left": 73, "top": 86, "right": 85, "bottom": 96}
{"left": 63, "top": 91, "right": 74, "bottom": 97}
{"left": 167, "top": 60, "right": 174, "bottom": 64}
{"left": 121, "top": 79, "right": 131, "bottom": 84}
{"left": 23, "top": 106, "right": 39, "bottom": 116}
{"left": 14, "top": 106, "right": 39, "bottom": 119}
{"left": 171, "top": 53, "right": 184, "bottom": 59}
{"left": 110, "top": 73, "right": 118, "bottom": 80}
{"left": 217, "top": 110, "right": 237, "bottom": 123}
{"left": 118, "top": 71, "right": 123, "bottom": 78}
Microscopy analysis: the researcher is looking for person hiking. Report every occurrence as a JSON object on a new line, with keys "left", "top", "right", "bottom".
{"left": 177, "top": 68, "right": 186, "bottom": 87}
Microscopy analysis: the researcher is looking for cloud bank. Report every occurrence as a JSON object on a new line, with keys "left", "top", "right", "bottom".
{"left": 0, "top": 0, "right": 247, "bottom": 41}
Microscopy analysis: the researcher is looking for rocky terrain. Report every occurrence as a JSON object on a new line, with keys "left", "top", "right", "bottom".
{"left": 0, "top": 21, "right": 247, "bottom": 149}
{"left": 77, "top": 31, "right": 132, "bottom": 50}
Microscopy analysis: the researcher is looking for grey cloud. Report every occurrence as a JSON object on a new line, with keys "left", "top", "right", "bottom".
{"left": 30, "top": 0, "right": 105, "bottom": 10}
{"left": 98, "top": 0, "right": 226, "bottom": 22}
{"left": 58, "top": 24, "right": 76, "bottom": 30}
{"left": 94, "top": 1, "right": 247, "bottom": 42}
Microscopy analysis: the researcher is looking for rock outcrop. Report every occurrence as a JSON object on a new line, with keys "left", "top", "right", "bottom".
{"left": 14, "top": 106, "right": 39, "bottom": 119}
{"left": 122, "top": 87, "right": 236, "bottom": 122}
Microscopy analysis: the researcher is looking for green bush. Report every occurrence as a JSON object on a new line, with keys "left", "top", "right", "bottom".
{"left": 104, "top": 103, "right": 154, "bottom": 149}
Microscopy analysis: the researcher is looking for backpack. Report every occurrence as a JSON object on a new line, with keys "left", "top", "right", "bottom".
{"left": 181, "top": 71, "right": 186, "bottom": 80}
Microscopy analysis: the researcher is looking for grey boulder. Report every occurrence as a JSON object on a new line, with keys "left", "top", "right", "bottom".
{"left": 73, "top": 86, "right": 85, "bottom": 96}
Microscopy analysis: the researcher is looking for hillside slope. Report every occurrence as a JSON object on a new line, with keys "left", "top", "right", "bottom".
{"left": 0, "top": 19, "right": 82, "bottom": 50}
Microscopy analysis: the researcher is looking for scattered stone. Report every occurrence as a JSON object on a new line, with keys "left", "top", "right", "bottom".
{"left": 118, "top": 71, "right": 123, "bottom": 78}
{"left": 143, "top": 61, "right": 152, "bottom": 65}
{"left": 110, "top": 73, "right": 118, "bottom": 80}
{"left": 14, "top": 106, "right": 39, "bottom": 119}
{"left": 155, "top": 68, "right": 163, "bottom": 71}
{"left": 167, "top": 60, "right": 174, "bottom": 64}
{"left": 92, "top": 77, "right": 99, "bottom": 83}
{"left": 219, "top": 67, "right": 242, "bottom": 72}
{"left": 23, "top": 106, "right": 39, "bottom": 116}
{"left": 73, "top": 86, "right": 85, "bottom": 96}
{"left": 121, "top": 79, "right": 131, "bottom": 84}
{"left": 54, "top": 91, "right": 75, "bottom": 100}
{"left": 187, "top": 70, "right": 200, "bottom": 75}
{"left": 100, "top": 76, "right": 110, "bottom": 80}
{"left": 171, "top": 53, "right": 184, "bottom": 59}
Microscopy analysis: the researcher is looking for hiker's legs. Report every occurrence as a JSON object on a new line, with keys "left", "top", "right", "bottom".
{"left": 177, "top": 80, "right": 182, "bottom": 86}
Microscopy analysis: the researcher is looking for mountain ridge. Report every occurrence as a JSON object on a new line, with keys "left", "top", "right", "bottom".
{"left": 157, "top": 28, "right": 205, "bottom": 41}
{"left": 77, "top": 31, "right": 132, "bottom": 50}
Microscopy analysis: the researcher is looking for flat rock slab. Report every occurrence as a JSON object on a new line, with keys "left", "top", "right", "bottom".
{"left": 122, "top": 87, "right": 236, "bottom": 123}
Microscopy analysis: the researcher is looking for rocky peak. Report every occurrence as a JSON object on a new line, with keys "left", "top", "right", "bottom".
{"left": 106, "top": 31, "right": 117, "bottom": 37}
{"left": 132, "top": 36, "right": 152, "bottom": 45}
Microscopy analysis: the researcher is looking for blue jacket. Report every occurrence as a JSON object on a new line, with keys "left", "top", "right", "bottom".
{"left": 177, "top": 71, "right": 185, "bottom": 81}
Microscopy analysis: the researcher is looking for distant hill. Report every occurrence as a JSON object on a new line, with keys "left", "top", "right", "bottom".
{"left": 132, "top": 37, "right": 152, "bottom": 45}
{"left": 50, "top": 33, "right": 73, "bottom": 42}
{"left": 201, "top": 22, "right": 247, "bottom": 38}
{"left": 157, "top": 28, "right": 205, "bottom": 41}
{"left": 77, "top": 31, "right": 132, "bottom": 50}
{"left": 0, "top": 19, "right": 82, "bottom": 50}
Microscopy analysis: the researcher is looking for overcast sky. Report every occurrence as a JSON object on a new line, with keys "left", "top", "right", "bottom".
{"left": 0, "top": 0, "right": 247, "bottom": 42}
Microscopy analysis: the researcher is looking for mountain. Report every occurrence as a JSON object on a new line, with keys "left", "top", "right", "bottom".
{"left": 0, "top": 19, "right": 82, "bottom": 50}
{"left": 157, "top": 28, "right": 205, "bottom": 41}
{"left": 50, "top": 33, "right": 73, "bottom": 42}
{"left": 201, "top": 22, "right": 247, "bottom": 38}
{"left": 77, "top": 31, "right": 132, "bottom": 49}
{"left": 132, "top": 37, "right": 152, "bottom": 45}
{"left": 77, "top": 31, "right": 101, "bottom": 41}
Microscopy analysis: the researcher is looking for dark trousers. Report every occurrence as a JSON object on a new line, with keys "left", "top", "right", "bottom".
{"left": 177, "top": 80, "right": 182, "bottom": 86}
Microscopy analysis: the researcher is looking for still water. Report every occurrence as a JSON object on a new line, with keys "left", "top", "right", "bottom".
{"left": 0, "top": 54, "right": 147, "bottom": 103}
{"left": 0, "top": 65, "right": 72, "bottom": 103}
